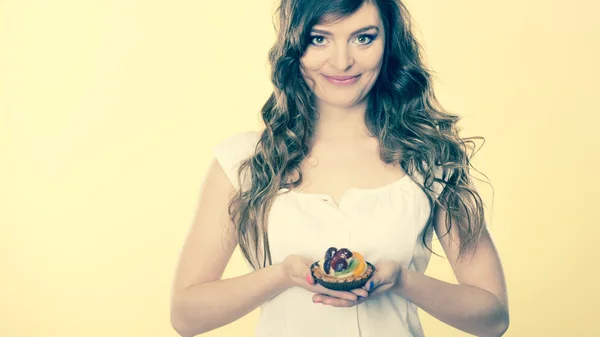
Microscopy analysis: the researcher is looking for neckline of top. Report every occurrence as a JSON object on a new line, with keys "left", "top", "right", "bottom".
{"left": 279, "top": 173, "right": 413, "bottom": 200}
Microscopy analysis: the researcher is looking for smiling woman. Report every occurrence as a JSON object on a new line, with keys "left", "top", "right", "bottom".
{"left": 301, "top": 6, "right": 385, "bottom": 108}
{"left": 170, "top": 1, "right": 509, "bottom": 337}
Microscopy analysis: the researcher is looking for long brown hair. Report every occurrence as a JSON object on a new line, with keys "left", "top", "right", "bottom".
{"left": 227, "top": 0, "right": 491, "bottom": 270}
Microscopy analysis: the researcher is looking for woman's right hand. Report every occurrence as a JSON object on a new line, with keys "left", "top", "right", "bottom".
{"left": 280, "top": 255, "right": 368, "bottom": 302}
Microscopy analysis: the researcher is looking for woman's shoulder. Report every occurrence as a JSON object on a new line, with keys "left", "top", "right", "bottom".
{"left": 211, "top": 129, "right": 262, "bottom": 190}
{"left": 213, "top": 129, "right": 261, "bottom": 150}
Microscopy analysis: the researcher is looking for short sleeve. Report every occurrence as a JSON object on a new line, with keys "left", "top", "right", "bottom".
{"left": 212, "top": 130, "right": 261, "bottom": 191}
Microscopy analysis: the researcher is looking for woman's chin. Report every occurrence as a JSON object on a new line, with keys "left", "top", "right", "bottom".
{"left": 318, "top": 97, "right": 364, "bottom": 110}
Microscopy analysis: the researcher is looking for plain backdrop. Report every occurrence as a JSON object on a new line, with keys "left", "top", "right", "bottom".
{"left": 1, "top": 0, "right": 599, "bottom": 336}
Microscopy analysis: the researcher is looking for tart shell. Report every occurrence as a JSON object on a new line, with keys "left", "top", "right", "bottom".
{"left": 310, "top": 261, "right": 376, "bottom": 291}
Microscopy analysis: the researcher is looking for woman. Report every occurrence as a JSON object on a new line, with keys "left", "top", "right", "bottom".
{"left": 170, "top": 0, "right": 509, "bottom": 336}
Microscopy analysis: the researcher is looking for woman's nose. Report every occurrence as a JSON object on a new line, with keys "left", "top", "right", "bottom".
{"left": 328, "top": 45, "right": 354, "bottom": 71}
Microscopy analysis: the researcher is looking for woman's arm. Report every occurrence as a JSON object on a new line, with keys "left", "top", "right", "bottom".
{"left": 170, "top": 158, "right": 359, "bottom": 337}
{"left": 172, "top": 263, "right": 290, "bottom": 337}
{"left": 170, "top": 158, "right": 285, "bottom": 336}
{"left": 394, "top": 204, "right": 509, "bottom": 337}
{"left": 395, "top": 264, "right": 508, "bottom": 337}
{"left": 312, "top": 201, "right": 509, "bottom": 337}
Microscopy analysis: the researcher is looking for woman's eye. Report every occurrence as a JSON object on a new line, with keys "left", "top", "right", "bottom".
{"left": 354, "top": 34, "right": 376, "bottom": 45}
{"left": 309, "top": 33, "right": 376, "bottom": 47}
{"left": 310, "top": 35, "right": 327, "bottom": 46}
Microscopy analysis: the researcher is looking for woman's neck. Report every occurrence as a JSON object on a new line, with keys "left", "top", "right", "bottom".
{"left": 313, "top": 100, "right": 373, "bottom": 143}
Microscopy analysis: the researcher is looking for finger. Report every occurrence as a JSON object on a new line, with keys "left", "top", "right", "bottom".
{"left": 296, "top": 260, "right": 315, "bottom": 285}
{"left": 350, "top": 288, "right": 369, "bottom": 298}
{"left": 311, "top": 284, "right": 358, "bottom": 301}
{"left": 362, "top": 278, "right": 379, "bottom": 292}
{"left": 313, "top": 294, "right": 362, "bottom": 307}
{"left": 304, "top": 259, "right": 318, "bottom": 285}
{"left": 366, "top": 283, "right": 393, "bottom": 299}
{"left": 293, "top": 268, "right": 314, "bottom": 286}
{"left": 305, "top": 271, "right": 315, "bottom": 285}
{"left": 300, "top": 256, "right": 314, "bottom": 265}
{"left": 324, "top": 289, "right": 358, "bottom": 301}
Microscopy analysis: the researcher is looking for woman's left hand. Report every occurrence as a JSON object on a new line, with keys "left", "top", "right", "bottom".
{"left": 312, "top": 260, "right": 405, "bottom": 307}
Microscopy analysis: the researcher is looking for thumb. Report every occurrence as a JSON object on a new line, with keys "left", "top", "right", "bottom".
{"left": 362, "top": 275, "right": 380, "bottom": 292}
{"left": 366, "top": 279, "right": 377, "bottom": 291}
{"left": 298, "top": 256, "right": 316, "bottom": 284}
{"left": 300, "top": 256, "right": 314, "bottom": 266}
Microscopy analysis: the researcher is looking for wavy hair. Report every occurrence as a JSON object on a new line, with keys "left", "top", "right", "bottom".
{"left": 227, "top": 0, "right": 491, "bottom": 270}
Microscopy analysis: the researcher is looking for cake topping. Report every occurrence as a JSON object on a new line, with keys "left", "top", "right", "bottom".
{"left": 351, "top": 252, "right": 366, "bottom": 277}
{"left": 325, "top": 247, "right": 338, "bottom": 260}
{"left": 318, "top": 247, "right": 366, "bottom": 278}
{"left": 311, "top": 247, "right": 374, "bottom": 290}
{"left": 332, "top": 258, "right": 348, "bottom": 272}
{"left": 335, "top": 248, "right": 353, "bottom": 259}
{"left": 323, "top": 258, "right": 332, "bottom": 275}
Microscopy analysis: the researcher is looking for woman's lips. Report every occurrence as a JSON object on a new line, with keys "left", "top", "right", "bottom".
{"left": 323, "top": 74, "right": 361, "bottom": 86}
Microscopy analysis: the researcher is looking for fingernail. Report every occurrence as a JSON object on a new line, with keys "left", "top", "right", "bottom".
{"left": 306, "top": 274, "right": 312, "bottom": 284}
{"left": 369, "top": 281, "right": 374, "bottom": 290}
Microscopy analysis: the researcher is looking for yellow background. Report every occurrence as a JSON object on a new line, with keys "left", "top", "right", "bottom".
{"left": 2, "top": 0, "right": 598, "bottom": 336}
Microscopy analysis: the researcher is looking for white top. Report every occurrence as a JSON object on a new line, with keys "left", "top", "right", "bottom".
{"left": 212, "top": 130, "right": 445, "bottom": 337}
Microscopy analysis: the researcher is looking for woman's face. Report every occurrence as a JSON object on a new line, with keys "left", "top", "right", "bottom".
{"left": 300, "top": 2, "right": 385, "bottom": 109}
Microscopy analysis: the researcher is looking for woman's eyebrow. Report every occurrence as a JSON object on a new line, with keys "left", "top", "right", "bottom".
{"left": 310, "top": 25, "right": 379, "bottom": 36}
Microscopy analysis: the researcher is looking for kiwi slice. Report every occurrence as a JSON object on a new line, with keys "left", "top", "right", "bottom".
{"left": 334, "top": 258, "right": 358, "bottom": 278}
